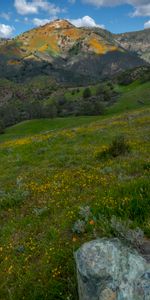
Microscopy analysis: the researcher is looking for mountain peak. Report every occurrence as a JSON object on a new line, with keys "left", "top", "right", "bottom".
{"left": 0, "top": 21, "right": 148, "bottom": 84}
{"left": 43, "top": 19, "right": 74, "bottom": 30}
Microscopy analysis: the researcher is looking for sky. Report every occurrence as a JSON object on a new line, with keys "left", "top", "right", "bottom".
{"left": 0, "top": 0, "right": 150, "bottom": 38}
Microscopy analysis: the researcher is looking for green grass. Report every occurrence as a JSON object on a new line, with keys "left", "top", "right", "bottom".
{"left": 64, "top": 85, "right": 98, "bottom": 101}
{"left": 0, "top": 116, "right": 101, "bottom": 142}
{"left": 107, "top": 81, "right": 150, "bottom": 114}
{"left": 55, "top": 80, "right": 150, "bottom": 118}
{"left": 0, "top": 104, "right": 150, "bottom": 299}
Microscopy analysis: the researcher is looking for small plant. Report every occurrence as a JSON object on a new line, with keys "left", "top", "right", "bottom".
{"left": 111, "top": 215, "right": 144, "bottom": 248}
{"left": 79, "top": 206, "right": 91, "bottom": 221}
{"left": 109, "top": 135, "right": 131, "bottom": 157}
{"left": 96, "top": 135, "right": 131, "bottom": 160}
{"left": 33, "top": 207, "right": 49, "bottom": 216}
{"left": 72, "top": 206, "right": 94, "bottom": 234}
{"left": 143, "top": 161, "right": 150, "bottom": 171}
{"left": 0, "top": 178, "right": 29, "bottom": 209}
{"left": 0, "top": 189, "right": 29, "bottom": 209}
{"left": 72, "top": 220, "right": 86, "bottom": 234}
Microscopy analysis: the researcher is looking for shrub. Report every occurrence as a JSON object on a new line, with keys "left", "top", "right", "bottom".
{"left": 72, "top": 206, "right": 95, "bottom": 234}
{"left": 71, "top": 90, "right": 75, "bottom": 95}
{"left": 0, "top": 119, "right": 5, "bottom": 134}
{"left": 108, "top": 135, "right": 131, "bottom": 157}
{"left": 72, "top": 220, "right": 86, "bottom": 234}
{"left": 79, "top": 206, "right": 91, "bottom": 221}
{"left": 96, "top": 135, "right": 131, "bottom": 160}
{"left": 83, "top": 87, "right": 91, "bottom": 99}
{"left": 111, "top": 215, "right": 144, "bottom": 248}
{"left": 0, "top": 189, "right": 29, "bottom": 209}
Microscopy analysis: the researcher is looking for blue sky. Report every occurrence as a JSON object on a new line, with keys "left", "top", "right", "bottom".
{"left": 0, "top": 0, "right": 150, "bottom": 38}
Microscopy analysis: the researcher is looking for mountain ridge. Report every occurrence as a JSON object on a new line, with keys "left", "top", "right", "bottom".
{"left": 0, "top": 19, "right": 149, "bottom": 84}
{"left": 114, "top": 28, "right": 150, "bottom": 63}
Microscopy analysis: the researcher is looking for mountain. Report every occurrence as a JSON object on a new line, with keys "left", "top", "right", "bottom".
{"left": 115, "top": 28, "right": 150, "bottom": 63}
{"left": 0, "top": 38, "right": 9, "bottom": 46}
{"left": 0, "top": 20, "right": 148, "bottom": 84}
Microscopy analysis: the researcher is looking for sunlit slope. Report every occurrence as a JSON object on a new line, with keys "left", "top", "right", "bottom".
{"left": 0, "top": 107, "right": 150, "bottom": 299}
{"left": 107, "top": 81, "right": 150, "bottom": 114}
{"left": 3, "top": 20, "right": 119, "bottom": 61}
{"left": 0, "top": 20, "right": 146, "bottom": 83}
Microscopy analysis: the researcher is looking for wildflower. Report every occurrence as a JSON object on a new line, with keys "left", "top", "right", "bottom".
{"left": 8, "top": 265, "right": 13, "bottom": 274}
{"left": 89, "top": 220, "right": 95, "bottom": 225}
{"left": 72, "top": 236, "right": 77, "bottom": 242}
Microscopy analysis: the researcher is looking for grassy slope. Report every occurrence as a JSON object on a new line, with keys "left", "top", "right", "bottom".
{"left": 107, "top": 81, "right": 150, "bottom": 114}
{"left": 0, "top": 116, "right": 101, "bottom": 143}
{"left": 64, "top": 80, "right": 150, "bottom": 114}
{"left": 0, "top": 106, "right": 150, "bottom": 300}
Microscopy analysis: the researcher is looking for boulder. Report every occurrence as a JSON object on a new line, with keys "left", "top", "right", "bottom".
{"left": 75, "top": 238, "right": 150, "bottom": 300}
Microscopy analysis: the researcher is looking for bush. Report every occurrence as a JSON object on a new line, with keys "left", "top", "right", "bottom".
{"left": 109, "top": 135, "right": 131, "bottom": 157}
{"left": 71, "top": 90, "right": 75, "bottom": 95}
{"left": 96, "top": 135, "right": 131, "bottom": 160}
{"left": 0, "top": 119, "right": 5, "bottom": 134}
{"left": 83, "top": 87, "right": 91, "bottom": 99}
{"left": 111, "top": 216, "right": 144, "bottom": 248}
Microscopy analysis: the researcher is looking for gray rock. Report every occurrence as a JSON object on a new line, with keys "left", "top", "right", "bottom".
{"left": 75, "top": 238, "right": 150, "bottom": 300}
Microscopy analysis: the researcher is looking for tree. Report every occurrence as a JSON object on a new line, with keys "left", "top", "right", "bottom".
{"left": 0, "top": 119, "right": 5, "bottom": 134}
{"left": 83, "top": 87, "right": 91, "bottom": 99}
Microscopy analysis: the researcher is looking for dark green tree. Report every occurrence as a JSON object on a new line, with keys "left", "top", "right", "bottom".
{"left": 0, "top": 119, "right": 5, "bottom": 134}
{"left": 83, "top": 87, "right": 91, "bottom": 99}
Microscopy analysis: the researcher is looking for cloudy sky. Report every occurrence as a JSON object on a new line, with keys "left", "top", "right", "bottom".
{"left": 0, "top": 0, "right": 150, "bottom": 38}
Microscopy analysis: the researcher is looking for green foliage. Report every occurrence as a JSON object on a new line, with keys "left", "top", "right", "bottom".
{"left": 83, "top": 87, "right": 91, "bottom": 98}
{"left": 0, "top": 91, "right": 149, "bottom": 300}
{"left": 72, "top": 220, "right": 86, "bottom": 234}
{"left": 107, "top": 81, "right": 150, "bottom": 115}
{"left": 0, "top": 119, "right": 4, "bottom": 134}
{"left": 96, "top": 135, "right": 131, "bottom": 160}
{"left": 108, "top": 135, "right": 131, "bottom": 157}
{"left": 0, "top": 74, "right": 149, "bottom": 129}
{"left": 117, "top": 67, "right": 150, "bottom": 86}
{"left": 110, "top": 216, "right": 144, "bottom": 248}
{"left": 0, "top": 188, "right": 28, "bottom": 209}
{"left": 140, "top": 68, "right": 150, "bottom": 83}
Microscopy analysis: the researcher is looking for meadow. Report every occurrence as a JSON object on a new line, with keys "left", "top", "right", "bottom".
{"left": 0, "top": 81, "right": 150, "bottom": 299}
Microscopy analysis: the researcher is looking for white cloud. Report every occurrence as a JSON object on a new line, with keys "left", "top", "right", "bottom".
{"left": 32, "top": 17, "right": 51, "bottom": 26}
{"left": 69, "top": 16, "right": 105, "bottom": 28}
{"left": 0, "top": 12, "right": 11, "bottom": 21}
{"left": 14, "top": 0, "right": 61, "bottom": 16}
{"left": 132, "top": 4, "right": 150, "bottom": 17}
{"left": 32, "top": 16, "right": 104, "bottom": 28}
{"left": 0, "top": 24, "right": 14, "bottom": 38}
{"left": 82, "top": 0, "right": 124, "bottom": 6}
{"left": 144, "top": 20, "right": 150, "bottom": 29}
{"left": 82, "top": 0, "right": 150, "bottom": 16}
{"left": 14, "top": 0, "right": 38, "bottom": 14}
{"left": 68, "top": 0, "right": 76, "bottom": 4}
{"left": 24, "top": 17, "right": 29, "bottom": 22}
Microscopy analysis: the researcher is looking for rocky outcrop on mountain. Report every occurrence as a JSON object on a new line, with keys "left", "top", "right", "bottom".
{"left": 115, "top": 28, "right": 150, "bottom": 63}
{"left": 75, "top": 238, "right": 150, "bottom": 300}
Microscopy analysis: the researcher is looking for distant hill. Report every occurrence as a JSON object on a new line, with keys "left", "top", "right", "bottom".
{"left": 0, "top": 20, "right": 148, "bottom": 84}
{"left": 115, "top": 28, "right": 150, "bottom": 63}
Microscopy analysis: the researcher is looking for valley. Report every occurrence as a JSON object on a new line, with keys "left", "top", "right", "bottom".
{"left": 0, "top": 18, "right": 150, "bottom": 300}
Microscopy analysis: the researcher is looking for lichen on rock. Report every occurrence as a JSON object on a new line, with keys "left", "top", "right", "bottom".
{"left": 75, "top": 238, "right": 150, "bottom": 300}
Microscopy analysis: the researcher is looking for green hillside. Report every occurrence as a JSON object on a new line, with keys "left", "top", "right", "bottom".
{"left": 0, "top": 106, "right": 150, "bottom": 299}
{"left": 0, "top": 67, "right": 149, "bottom": 131}
{"left": 107, "top": 81, "right": 150, "bottom": 114}
{"left": 0, "top": 116, "right": 100, "bottom": 142}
